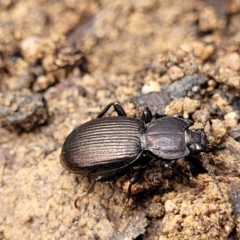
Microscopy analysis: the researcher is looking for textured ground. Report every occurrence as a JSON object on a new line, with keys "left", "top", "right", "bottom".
{"left": 1, "top": 0, "right": 240, "bottom": 239}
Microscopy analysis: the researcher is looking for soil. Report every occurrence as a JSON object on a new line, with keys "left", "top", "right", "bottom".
{"left": 1, "top": 0, "right": 240, "bottom": 239}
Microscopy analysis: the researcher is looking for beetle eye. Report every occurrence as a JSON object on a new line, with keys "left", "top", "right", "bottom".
{"left": 195, "top": 144, "right": 202, "bottom": 151}
{"left": 189, "top": 143, "right": 203, "bottom": 154}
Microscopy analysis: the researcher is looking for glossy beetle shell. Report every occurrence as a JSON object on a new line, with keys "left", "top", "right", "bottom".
{"left": 146, "top": 117, "right": 191, "bottom": 159}
{"left": 61, "top": 116, "right": 146, "bottom": 176}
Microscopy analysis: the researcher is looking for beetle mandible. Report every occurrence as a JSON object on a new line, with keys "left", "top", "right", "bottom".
{"left": 60, "top": 101, "right": 210, "bottom": 200}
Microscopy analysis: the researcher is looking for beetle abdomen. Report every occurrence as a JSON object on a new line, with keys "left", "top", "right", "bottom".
{"left": 61, "top": 117, "right": 145, "bottom": 173}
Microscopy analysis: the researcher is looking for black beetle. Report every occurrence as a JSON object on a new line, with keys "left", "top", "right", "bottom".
{"left": 60, "top": 101, "right": 210, "bottom": 200}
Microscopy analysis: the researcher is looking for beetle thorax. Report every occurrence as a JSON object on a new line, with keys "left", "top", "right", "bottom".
{"left": 140, "top": 133, "right": 147, "bottom": 150}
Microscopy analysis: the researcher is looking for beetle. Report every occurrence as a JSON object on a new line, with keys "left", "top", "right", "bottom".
{"left": 60, "top": 101, "right": 210, "bottom": 200}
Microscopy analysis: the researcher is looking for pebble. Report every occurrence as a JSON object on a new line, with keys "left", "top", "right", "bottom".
{"left": 141, "top": 81, "right": 160, "bottom": 94}
{"left": 167, "top": 66, "right": 184, "bottom": 81}
{"left": 224, "top": 111, "right": 239, "bottom": 128}
{"left": 226, "top": 53, "right": 240, "bottom": 71}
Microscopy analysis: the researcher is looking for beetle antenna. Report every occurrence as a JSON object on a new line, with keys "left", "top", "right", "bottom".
{"left": 200, "top": 152, "right": 229, "bottom": 209}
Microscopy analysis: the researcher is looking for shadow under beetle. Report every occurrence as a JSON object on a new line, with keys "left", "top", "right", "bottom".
{"left": 60, "top": 101, "right": 225, "bottom": 204}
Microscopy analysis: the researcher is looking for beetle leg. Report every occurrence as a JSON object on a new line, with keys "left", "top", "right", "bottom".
{"left": 74, "top": 179, "right": 97, "bottom": 208}
{"left": 141, "top": 108, "right": 152, "bottom": 123}
{"left": 160, "top": 160, "right": 190, "bottom": 182}
{"left": 97, "top": 101, "right": 127, "bottom": 118}
{"left": 127, "top": 166, "right": 145, "bottom": 198}
{"left": 119, "top": 167, "right": 145, "bottom": 218}
{"left": 142, "top": 109, "right": 169, "bottom": 122}
{"left": 75, "top": 172, "right": 120, "bottom": 209}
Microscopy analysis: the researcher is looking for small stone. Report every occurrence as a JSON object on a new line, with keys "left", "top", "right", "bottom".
{"left": 229, "top": 124, "right": 240, "bottom": 141}
{"left": 165, "top": 199, "right": 176, "bottom": 212}
{"left": 147, "top": 202, "right": 164, "bottom": 218}
{"left": 0, "top": 89, "right": 48, "bottom": 132}
{"left": 167, "top": 66, "right": 184, "bottom": 81}
{"left": 96, "top": 89, "right": 106, "bottom": 99}
{"left": 208, "top": 79, "right": 217, "bottom": 88}
{"left": 198, "top": 6, "right": 225, "bottom": 32}
{"left": 216, "top": 67, "right": 240, "bottom": 88}
{"left": 165, "top": 99, "right": 184, "bottom": 116}
{"left": 224, "top": 111, "right": 239, "bottom": 128}
{"left": 182, "top": 97, "right": 200, "bottom": 118}
{"left": 183, "top": 60, "right": 198, "bottom": 75}
{"left": 192, "top": 41, "right": 214, "bottom": 61}
{"left": 212, "top": 93, "right": 230, "bottom": 112}
{"left": 192, "top": 109, "right": 210, "bottom": 123}
{"left": 21, "top": 36, "right": 41, "bottom": 62}
{"left": 226, "top": 53, "right": 240, "bottom": 71}
{"left": 141, "top": 81, "right": 160, "bottom": 94}
{"left": 33, "top": 75, "right": 54, "bottom": 92}
{"left": 211, "top": 119, "right": 227, "bottom": 143}
{"left": 131, "top": 91, "right": 171, "bottom": 117}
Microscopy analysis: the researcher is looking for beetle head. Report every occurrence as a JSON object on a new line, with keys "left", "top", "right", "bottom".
{"left": 185, "top": 128, "right": 207, "bottom": 154}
